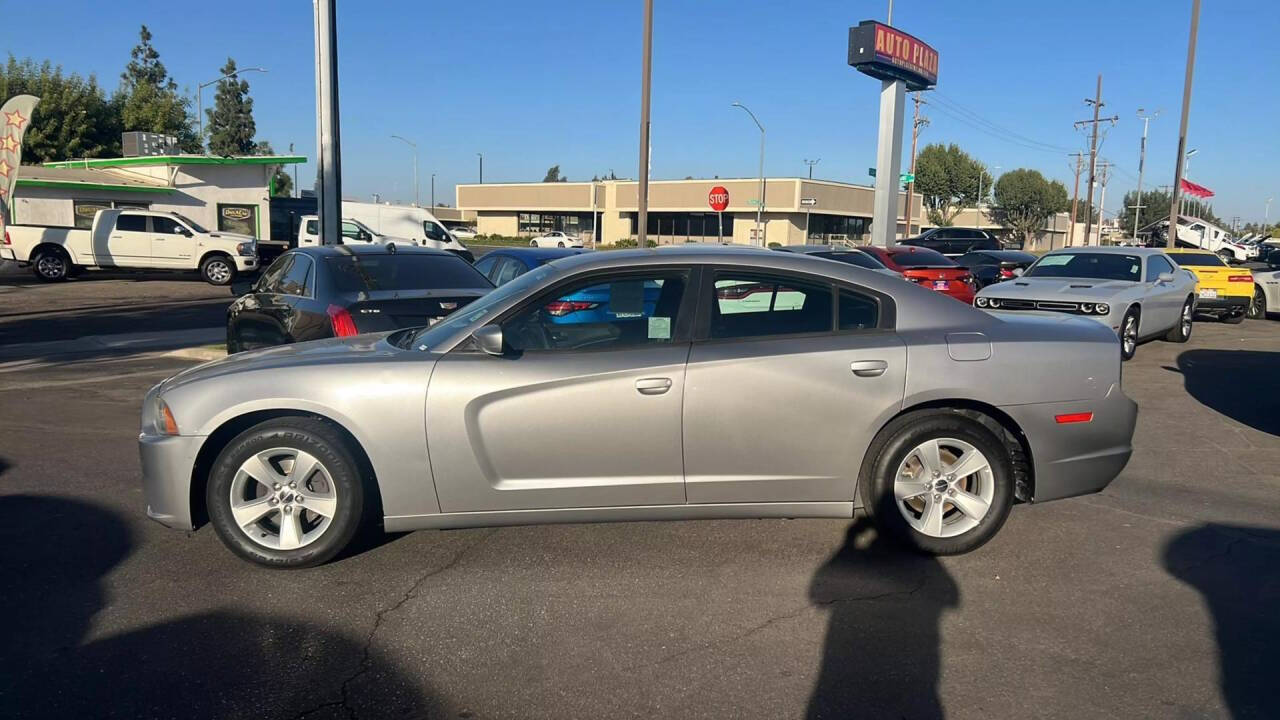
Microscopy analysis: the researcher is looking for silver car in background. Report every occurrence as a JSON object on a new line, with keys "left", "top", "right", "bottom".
{"left": 974, "top": 247, "right": 1197, "bottom": 360}
{"left": 140, "top": 246, "right": 1137, "bottom": 568}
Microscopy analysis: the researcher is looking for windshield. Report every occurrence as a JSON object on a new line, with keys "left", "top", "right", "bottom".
{"left": 173, "top": 213, "right": 208, "bottom": 234}
{"left": 1170, "top": 253, "right": 1227, "bottom": 267}
{"left": 1025, "top": 252, "right": 1142, "bottom": 281}
{"left": 327, "top": 254, "right": 492, "bottom": 292}
{"left": 410, "top": 264, "right": 557, "bottom": 350}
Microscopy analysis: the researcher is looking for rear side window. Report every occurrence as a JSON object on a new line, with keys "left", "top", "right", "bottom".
{"left": 710, "top": 274, "right": 832, "bottom": 339}
{"left": 115, "top": 214, "right": 147, "bottom": 232}
{"left": 278, "top": 255, "right": 313, "bottom": 296}
{"left": 839, "top": 290, "right": 879, "bottom": 330}
{"left": 327, "top": 254, "right": 492, "bottom": 292}
{"left": 305, "top": 220, "right": 318, "bottom": 235}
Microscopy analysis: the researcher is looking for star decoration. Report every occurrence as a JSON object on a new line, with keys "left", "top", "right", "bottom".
{"left": 0, "top": 134, "right": 17, "bottom": 153}
{"left": 0, "top": 160, "right": 11, "bottom": 178}
{"left": 3, "top": 110, "right": 26, "bottom": 129}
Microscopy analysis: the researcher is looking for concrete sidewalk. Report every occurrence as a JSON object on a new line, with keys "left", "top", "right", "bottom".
{"left": 0, "top": 326, "right": 223, "bottom": 362}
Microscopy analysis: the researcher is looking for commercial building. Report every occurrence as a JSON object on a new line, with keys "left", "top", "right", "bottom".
{"left": 458, "top": 177, "right": 925, "bottom": 246}
{"left": 9, "top": 154, "right": 305, "bottom": 238}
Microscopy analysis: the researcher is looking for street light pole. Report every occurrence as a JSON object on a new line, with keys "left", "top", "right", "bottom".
{"left": 197, "top": 66, "right": 267, "bottom": 151}
{"left": 732, "top": 102, "right": 765, "bottom": 246}
{"left": 1132, "top": 108, "right": 1158, "bottom": 239}
{"left": 477, "top": 152, "right": 484, "bottom": 183}
{"left": 390, "top": 135, "right": 418, "bottom": 206}
{"left": 1168, "top": 0, "right": 1201, "bottom": 249}
{"left": 637, "top": 0, "right": 654, "bottom": 247}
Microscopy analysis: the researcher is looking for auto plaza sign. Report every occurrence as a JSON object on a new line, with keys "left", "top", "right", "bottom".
{"left": 847, "top": 20, "right": 938, "bottom": 91}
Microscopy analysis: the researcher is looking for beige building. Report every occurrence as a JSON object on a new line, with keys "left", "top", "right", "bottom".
{"left": 457, "top": 177, "right": 927, "bottom": 247}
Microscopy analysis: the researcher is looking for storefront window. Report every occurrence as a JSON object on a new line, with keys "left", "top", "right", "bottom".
{"left": 807, "top": 214, "right": 870, "bottom": 242}
{"left": 517, "top": 212, "right": 591, "bottom": 235}
{"left": 626, "top": 212, "right": 733, "bottom": 240}
{"left": 217, "top": 203, "right": 258, "bottom": 236}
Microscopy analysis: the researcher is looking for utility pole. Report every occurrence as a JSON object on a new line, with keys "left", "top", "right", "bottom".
{"left": 732, "top": 102, "right": 766, "bottom": 246}
{"left": 431, "top": 173, "right": 436, "bottom": 211}
{"left": 904, "top": 92, "right": 928, "bottom": 237}
{"left": 390, "top": 135, "right": 418, "bottom": 206}
{"left": 1132, "top": 109, "right": 1158, "bottom": 239}
{"left": 1095, "top": 161, "right": 1112, "bottom": 246}
{"left": 313, "top": 0, "right": 342, "bottom": 246}
{"left": 1074, "top": 75, "right": 1118, "bottom": 247}
{"left": 1068, "top": 152, "right": 1085, "bottom": 247}
{"left": 636, "top": 0, "right": 654, "bottom": 246}
{"left": 1168, "top": 0, "right": 1201, "bottom": 249}
{"left": 804, "top": 158, "right": 820, "bottom": 179}
{"left": 477, "top": 153, "right": 484, "bottom": 183}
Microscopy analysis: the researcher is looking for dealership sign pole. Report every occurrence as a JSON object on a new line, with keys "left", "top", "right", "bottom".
{"left": 313, "top": 0, "right": 343, "bottom": 247}
{"left": 708, "top": 185, "right": 729, "bottom": 243}
{"left": 848, "top": 20, "right": 937, "bottom": 247}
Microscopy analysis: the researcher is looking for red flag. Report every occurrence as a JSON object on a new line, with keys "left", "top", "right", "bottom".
{"left": 1180, "top": 178, "right": 1214, "bottom": 199}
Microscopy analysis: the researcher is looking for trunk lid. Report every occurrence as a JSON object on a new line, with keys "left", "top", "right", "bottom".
{"left": 341, "top": 288, "right": 488, "bottom": 333}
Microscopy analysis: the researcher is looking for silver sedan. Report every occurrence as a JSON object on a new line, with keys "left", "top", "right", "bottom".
{"left": 140, "top": 246, "right": 1137, "bottom": 567}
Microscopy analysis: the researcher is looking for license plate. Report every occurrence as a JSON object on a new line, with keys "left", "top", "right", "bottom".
{"left": 1199, "top": 289, "right": 1218, "bottom": 299}
{"left": 933, "top": 280, "right": 949, "bottom": 290}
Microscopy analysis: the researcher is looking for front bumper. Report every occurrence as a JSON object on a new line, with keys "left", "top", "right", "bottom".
{"left": 1000, "top": 382, "right": 1138, "bottom": 503}
{"left": 233, "top": 256, "right": 259, "bottom": 272}
{"left": 138, "top": 432, "right": 205, "bottom": 530}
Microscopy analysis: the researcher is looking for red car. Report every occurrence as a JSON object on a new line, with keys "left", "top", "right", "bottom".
{"left": 861, "top": 245, "right": 976, "bottom": 304}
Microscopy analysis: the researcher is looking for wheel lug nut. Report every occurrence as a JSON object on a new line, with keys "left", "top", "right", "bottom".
{"left": 947, "top": 489, "right": 956, "bottom": 497}
{"left": 295, "top": 496, "right": 303, "bottom": 504}
{"left": 284, "top": 505, "right": 292, "bottom": 514}
{"left": 273, "top": 483, "right": 281, "bottom": 490}
{"left": 268, "top": 497, "right": 279, "bottom": 506}
{"left": 933, "top": 493, "right": 942, "bottom": 501}
{"left": 289, "top": 482, "right": 297, "bottom": 489}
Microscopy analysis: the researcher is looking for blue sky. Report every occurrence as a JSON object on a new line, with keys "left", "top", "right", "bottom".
{"left": 5, "top": 0, "right": 1277, "bottom": 222}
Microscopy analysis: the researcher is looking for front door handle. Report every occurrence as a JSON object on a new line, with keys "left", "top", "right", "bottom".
{"left": 850, "top": 360, "right": 888, "bottom": 378}
{"left": 635, "top": 377, "right": 672, "bottom": 395}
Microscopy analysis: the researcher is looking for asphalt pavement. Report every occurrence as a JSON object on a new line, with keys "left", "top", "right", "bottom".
{"left": 0, "top": 285, "right": 1277, "bottom": 719}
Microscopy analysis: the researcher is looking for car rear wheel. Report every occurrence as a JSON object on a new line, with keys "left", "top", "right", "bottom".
{"left": 207, "top": 417, "right": 366, "bottom": 568}
{"left": 1246, "top": 285, "right": 1266, "bottom": 319}
{"left": 860, "top": 410, "right": 1013, "bottom": 555}
{"left": 1120, "top": 308, "right": 1140, "bottom": 361}
{"left": 1164, "top": 298, "right": 1193, "bottom": 342}
{"left": 32, "top": 247, "right": 72, "bottom": 282}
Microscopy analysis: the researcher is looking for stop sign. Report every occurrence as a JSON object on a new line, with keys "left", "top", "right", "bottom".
{"left": 708, "top": 186, "right": 729, "bottom": 212}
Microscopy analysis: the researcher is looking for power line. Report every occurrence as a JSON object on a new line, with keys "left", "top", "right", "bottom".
{"left": 930, "top": 91, "right": 1077, "bottom": 152}
{"left": 926, "top": 101, "right": 1072, "bottom": 155}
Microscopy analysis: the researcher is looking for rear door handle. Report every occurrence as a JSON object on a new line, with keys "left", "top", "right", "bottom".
{"left": 635, "top": 377, "right": 672, "bottom": 395}
{"left": 850, "top": 360, "right": 888, "bottom": 377}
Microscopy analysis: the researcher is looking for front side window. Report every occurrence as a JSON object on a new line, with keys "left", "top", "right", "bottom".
{"left": 502, "top": 270, "right": 689, "bottom": 352}
{"left": 1145, "top": 255, "right": 1174, "bottom": 282}
{"left": 710, "top": 274, "right": 832, "bottom": 339}
{"left": 151, "top": 216, "right": 186, "bottom": 235}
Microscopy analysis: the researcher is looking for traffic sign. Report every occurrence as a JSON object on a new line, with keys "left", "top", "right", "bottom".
{"left": 900, "top": 173, "right": 915, "bottom": 183}
{"left": 708, "top": 186, "right": 730, "bottom": 212}
{"left": 800, "top": 197, "right": 818, "bottom": 207}
{"left": 868, "top": 167, "right": 877, "bottom": 178}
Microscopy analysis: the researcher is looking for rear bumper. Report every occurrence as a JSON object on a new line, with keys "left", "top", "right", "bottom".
{"left": 1194, "top": 295, "right": 1249, "bottom": 313}
{"left": 0, "top": 248, "right": 16, "bottom": 262}
{"left": 138, "top": 433, "right": 204, "bottom": 530}
{"left": 1000, "top": 382, "right": 1138, "bottom": 503}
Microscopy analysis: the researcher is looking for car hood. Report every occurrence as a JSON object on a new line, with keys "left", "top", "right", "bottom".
{"left": 980, "top": 277, "right": 1137, "bottom": 299}
{"left": 160, "top": 332, "right": 411, "bottom": 394}
{"left": 204, "top": 231, "right": 256, "bottom": 243}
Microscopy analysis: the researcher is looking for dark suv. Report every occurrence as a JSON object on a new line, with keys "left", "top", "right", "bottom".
{"left": 899, "top": 227, "right": 1002, "bottom": 255}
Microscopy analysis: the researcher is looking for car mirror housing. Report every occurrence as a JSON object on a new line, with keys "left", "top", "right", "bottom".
{"left": 1157, "top": 272, "right": 1176, "bottom": 283}
{"left": 1011, "top": 267, "right": 1024, "bottom": 277}
{"left": 472, "top": 324, "right": 504, "bottom": 356}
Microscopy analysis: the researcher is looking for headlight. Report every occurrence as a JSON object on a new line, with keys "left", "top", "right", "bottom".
{"left": 975, "top": 296, "right": 989, "bottom": 308}
{"left": 144, "top": 395, "right": 180, "bottom": 436}
{"left": 1080, "top": 303, "right": 1094, "bottom": 314}
{"left": 235, "top": 242, "right": 255, "bottom": 257}
{"left": 1095, "top": 302, "right": 1110, "bottom": 315}
{"left": 988, "top": 298, "right": 1002, "bottom": 309}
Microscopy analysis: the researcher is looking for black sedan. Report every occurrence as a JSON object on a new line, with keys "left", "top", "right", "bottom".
{"left": 955, "top": 249, "right": 1038, "bottom": 288}
{"left": 774, "top": 245, "right": 899, "bottom": 276}
{"left": 227, "top": 244, "right": 493, "bottom": 353}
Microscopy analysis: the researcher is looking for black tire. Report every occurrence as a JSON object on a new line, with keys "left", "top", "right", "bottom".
{"left": 1222, "top": 309, "right": 1245, "bottom": 325}
{"left": 556, "top": 241, "right": 565, "bottom": 248}
{"left": 206, "top": 417, "right": 367, "bottom": 568}
{"left": 1164, "top": 297, "right": 1194, "bottom": 342}
{"left": 200, "top": 254, "right": 236, "bottom": 286}
{"left": 1246, "top": 285, "right": 1266, "bottom": 320}
{"left": 859, "top": 410, "right": 1014, "bottom": 555}
{"left": 31, "top": 247, "right": 71, "bottom": 282}
{"left": 1120, "top": 307, "right": 1140, "bottom": 361}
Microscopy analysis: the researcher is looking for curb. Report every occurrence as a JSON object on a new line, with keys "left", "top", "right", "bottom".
{"left": 164, "top": 345, "right": 227, "bottom": 362}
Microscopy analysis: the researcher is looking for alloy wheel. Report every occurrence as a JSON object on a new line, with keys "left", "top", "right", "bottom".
{"left": 1180, "top": 302, "right": 1193, "bottom": 337}
{"left": 36, "top": 255, "right": 66, "bottom": 279}
{"left": 1123, "top": 316, "right": 1138, "bottom": 356}
{"left": 206, "top": 261, "right": 232, "bottom": 284}
{"left": 229, "top": 448, "right": 338, "bottom": 550}
{"left": 1248, "top": 287, "right": 1265, "bottom": 319}
{"left": 893, "top": 438, "right": 995, "bottom": 538}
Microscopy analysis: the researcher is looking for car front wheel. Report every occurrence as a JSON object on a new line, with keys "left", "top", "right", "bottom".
{"left": 201, "top": 255, "right": 236, "bottom": 286}
{"left": 207, "top": 417, "right": 366, "bottom": 568}
{"left": 860, "top": 410, "right": 1014, "bottom": 555}
{"left": 1120, "top": 308, "right": 1140, "bottom": 361}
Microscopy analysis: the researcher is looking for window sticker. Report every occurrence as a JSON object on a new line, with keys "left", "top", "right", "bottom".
{"left": 1036, "top": 255, "right": 1072, "bottom": 266}
{"left": 648, "top": 316, "right": 672, "bottom": 339}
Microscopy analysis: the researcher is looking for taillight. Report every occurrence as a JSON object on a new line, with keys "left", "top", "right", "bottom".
{"left": 2, "top": 230, "right": 10, "bottom": 246}
{"left": 958, "top": 274, "right": 973, "bottom": 284}
{"left": 999, "top": 268, "right": 1015, "bottom": 278}
{"left": 1228, "top": 275, "right": 1251, "bottom": 282}
{"left": 327, "top": 304, "right": 359, "bottom": 337}
{"left": 544, "top": 300, "right": 599, "bottom": 317}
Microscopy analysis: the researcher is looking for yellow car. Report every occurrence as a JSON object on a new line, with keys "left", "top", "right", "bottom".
{"left": 1167, "top": 249, "right": 1253, "bottom": 323}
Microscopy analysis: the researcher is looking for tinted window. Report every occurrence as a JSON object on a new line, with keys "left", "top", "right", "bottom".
{"left": 710, "top": 274, "right": 832, "bottom": 339}
{"left": 259, "top": 255, "right": 294, "bottom": 293}
{"left": 1025, "top": 253, "right": 1142, "bottom": 282}
{"left": 472, "top": 255, "right": 500, "bottom": 281}
{"left": 888, "top": 248, "right": 955, "bottom": 267}
{"left": 957, "top": 252, "right": 994, "bottom": 267}
{"left": 278, "top": 255, "right": 313, "bottom": 296}
{"left": 503, "top": 270, "right": 688, "bottom": 352}
{"left": 1169, "top": 253, "right": 1226, "bottom": 267}
{"left": 327, "top": 254, "right": 492, "bottom": 292}
{"left": 115, "top": 214, "right": 147, "bottom": 232}
{"left": 495, "top": 258, "right": 525, "bottom": 285}
{"left": 814, "top": 251, "right": 886, "bottom": 270}
{"left": 305, "top": 220, "right": 318, "bottom": 235}
{"left": 838, "top": 290, "right": 879, "bottom": 330}
{"left": 151, "top": 216, "right": 186, "bottom": 235}
{"left": 1145, "top": 255, "right": 1175, "bottom": 282}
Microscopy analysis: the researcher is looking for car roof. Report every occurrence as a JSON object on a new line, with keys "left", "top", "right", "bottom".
{"left": 288, "top": 244, "right": 453, "bottom": 258}
{"left": 778, "top": 245, "right": 873, "bottom": 254}
{"left": 1046, "top": 246, "right": 1164, "bottom": 256}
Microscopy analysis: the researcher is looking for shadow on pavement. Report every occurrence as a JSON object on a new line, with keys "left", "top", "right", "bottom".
{"left": 806, "top": 518, "right": 958, "bottom": 719}
{"left": 1164, "top": 525, "right": 1280, "bottom": 720}
{"left": 0, "top": 495, "right": 441, "bottom": 718}
{"left": 1174, "top": 350, "right": 1279, "bottom": 436}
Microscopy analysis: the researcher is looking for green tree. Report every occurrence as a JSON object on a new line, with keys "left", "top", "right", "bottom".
{"left": 913, "top": 143, "right": 992, "bottom": 225}
{"left": 1072, "top": 201, "right": 1099, "bottom": 224}
{"left": 204, "top": 58, "right": 256, "bottom": 156}
{"left": 251, "top": 140, "right": 292, "bottom": 197}
{"left": 0, "top": 56, "right": 122, "bottom": 162}
{"left": 542, "top": 165, "right": 567, "bottom": 182}
{"left": 1116, "top": 189, "right": 1172, "bottom": 235}
{"left": 992, "top": 168, "right": 1069, "bottom": 246}
{"left": 118, "top": 25, "right": 199, "bottom": 152}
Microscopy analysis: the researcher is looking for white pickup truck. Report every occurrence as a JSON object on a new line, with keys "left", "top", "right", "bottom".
{"left": 295, "top": 215, "right": 414, "bottom": 248}
{"left": 1, "top": 209, "right": 258, "bottom": 285}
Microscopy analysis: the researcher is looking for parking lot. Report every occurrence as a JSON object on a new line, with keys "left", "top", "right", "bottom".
{"left": 1, "top": 271, "right": 1277, "bottom": 719}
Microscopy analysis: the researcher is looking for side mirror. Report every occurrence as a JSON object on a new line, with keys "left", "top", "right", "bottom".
{"left": 471, "top": 324, "right": 504, "bottom": 356}
{"left": 178, "top": 226, "right": 192, "bottom": 237}
{"left": 230, "top": 278, "right": 255, "bottom": 296}
{"left": 1011, "top": 267, "right": 1024, "bottom": 277}
{"left": 1157, "top": 271, "right": 1176, "bottom": 284}
{"left": 358, "top": 231, "right": 371, "bottom": 241}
